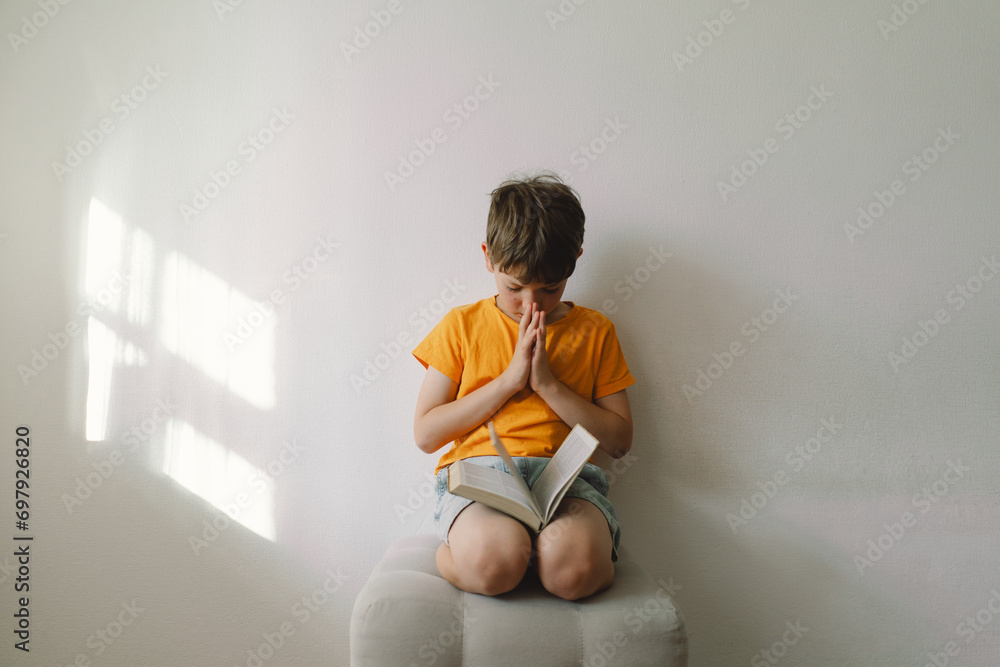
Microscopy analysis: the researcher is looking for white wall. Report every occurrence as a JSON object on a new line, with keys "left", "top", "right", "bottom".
{"left": 2, "top": 1, "right": 998, "bottom": 665}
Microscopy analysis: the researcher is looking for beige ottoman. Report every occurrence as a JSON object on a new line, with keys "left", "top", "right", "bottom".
{"left": 351, "top": 534, "right": 687, "bottom": 666}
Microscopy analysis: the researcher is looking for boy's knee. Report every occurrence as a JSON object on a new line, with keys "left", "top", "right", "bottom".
{"left": 539, "top": 552, "right": 612, "bottom": 601}
{"left": 464, "top": 540, "right": 530, "bottom": 595}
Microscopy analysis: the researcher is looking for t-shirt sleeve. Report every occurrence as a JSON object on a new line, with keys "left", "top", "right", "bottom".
{"left": 412, "top": 309, "right": 465, "bottom": 386}
{"left": 593, "top": 321, "right": 635, "bottom": 400}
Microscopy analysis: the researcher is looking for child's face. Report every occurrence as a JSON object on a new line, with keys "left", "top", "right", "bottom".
{"left": 482, "top": 243, "right": 571, "bottom": 322}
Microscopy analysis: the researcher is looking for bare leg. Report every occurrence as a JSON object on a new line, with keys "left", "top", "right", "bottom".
{"left": 536, "top": 498, "right": 615, "bottom": 601}
{"left": 436, "top": 502, "right": 533, "bottom": 596}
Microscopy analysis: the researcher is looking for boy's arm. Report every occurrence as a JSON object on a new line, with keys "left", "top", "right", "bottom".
{"left": 413, "top": 366, "right": 519, "bottom": 454}
{"left": 414, "top": 306, "right": 540, "bottom": 454}
{"left": 529, "top": 309, "right": 633, "bottom": 458}
{"left": 536, "top": 384, "right": 633, "bottom": 459}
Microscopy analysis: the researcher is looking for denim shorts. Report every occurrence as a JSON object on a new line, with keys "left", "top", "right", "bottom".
{"left": 434, "top": 456, "right": 621, "bottom": 562}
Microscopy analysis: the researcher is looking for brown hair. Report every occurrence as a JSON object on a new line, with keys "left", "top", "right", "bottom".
{"left": 486, "top": 172, "right": 585, "bottom": 285}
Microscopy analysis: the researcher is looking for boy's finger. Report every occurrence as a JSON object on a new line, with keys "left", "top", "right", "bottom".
{"left": 524, "top": 310, "right": 538, "bottom": 334}
{"left": 523, "top": 327, "right": 536, "bottom": 353}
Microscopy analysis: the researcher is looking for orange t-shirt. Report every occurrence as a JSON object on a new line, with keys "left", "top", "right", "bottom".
{"left": 412, "top": 296, "right": 635, "bottom": 473}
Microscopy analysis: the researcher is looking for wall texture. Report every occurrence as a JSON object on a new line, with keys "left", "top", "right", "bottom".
{"left": 1, "top": 1, "right": 998, "bottom": 665}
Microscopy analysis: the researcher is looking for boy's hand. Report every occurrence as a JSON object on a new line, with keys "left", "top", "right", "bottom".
{"left": 501, "top": 303, "right": 540, "bottom": 394}
{"left": 529, "top": 307, "right": 557, "bottom": 395}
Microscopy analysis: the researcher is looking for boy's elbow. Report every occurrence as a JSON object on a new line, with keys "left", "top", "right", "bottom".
{"left": 415, "top": 436, "right": 438, "bottom": 455}
{"left": 610, "top": 441, "right": 632, "bottom": 459}
{"left": 413, "top": 419, "right": 441, "bottom": 454}
{"left": 413, "top": 427, "right": 431, "bottom": 454}
{"left": 611, "top": 420, "right": 633, "bottom": 459}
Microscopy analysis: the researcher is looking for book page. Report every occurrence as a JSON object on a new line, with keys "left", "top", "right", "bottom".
{"left": 451, "top": 461, "right": 538, "bottom": 517}
{"left": 486, "top": 421, "right": 543, "bottom": 518}
{"left": 531, "top": 423, "right": 599, "bottom": 524}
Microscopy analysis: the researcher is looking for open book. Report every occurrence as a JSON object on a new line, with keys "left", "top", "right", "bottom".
{"left": 446, "top": 421, "right": 599, "bottom": 532}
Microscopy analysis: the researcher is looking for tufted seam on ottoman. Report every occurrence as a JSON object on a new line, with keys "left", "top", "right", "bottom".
{"left": 354, "top": 595, "right": 462, "bottom": 624}
{"left": 354, "top": 535, "right": 688, "bottom": 666}
{"left": 352, "top": 595, "right": 469, "bottom": 666}
{"left": 675, "top": 604, "right": 689, "bottom": 666}
{"left": 459, "top": 592, "right": 469, "bottom": 667}
{"left": 575, "top": 601, "right": 585, "bottom": 667}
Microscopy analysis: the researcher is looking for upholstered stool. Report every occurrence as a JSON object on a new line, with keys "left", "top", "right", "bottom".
{"left": 351, "top": 534, "right": 687, "bottom": 666}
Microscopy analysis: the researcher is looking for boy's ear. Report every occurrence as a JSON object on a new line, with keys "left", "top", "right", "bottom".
{"left": 481, "top": 242, "right": 495, "bottom": 273}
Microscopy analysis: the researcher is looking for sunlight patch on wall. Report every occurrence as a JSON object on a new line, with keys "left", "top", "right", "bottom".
{"left": 159, "top": 251, "right": 275, "bottom": 410}
{"left": 83, "top": 198, "right": 277, "bottom": 542}
{"left": 84, "top": 198, "right": 150, "bottom": 441}
{"left": 85, "top": 198, "right": 124, "bottom": 308}
{"left": 162, "top": 418, "right": 275, "bottom": 541}
{"left": 125, "top": 225, "right": 155, "bottom": 326}
{"left": 84, "top": 317, "right": 116, "bottom": 442}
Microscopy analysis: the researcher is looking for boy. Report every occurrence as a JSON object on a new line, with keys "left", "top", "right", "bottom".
{"left": 412, "top": 173, "right": 634, "bottom": 601}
